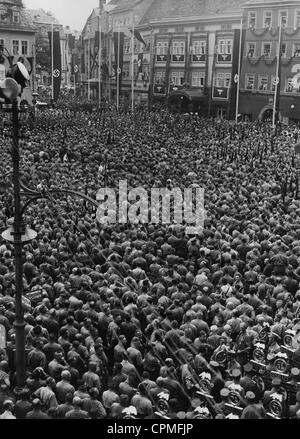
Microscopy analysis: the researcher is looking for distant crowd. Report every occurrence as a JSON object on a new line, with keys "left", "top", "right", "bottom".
{"left": 0, "top": 101, "right": 300, "bottom": 419}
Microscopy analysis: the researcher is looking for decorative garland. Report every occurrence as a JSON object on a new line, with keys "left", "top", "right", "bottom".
{"left": 250, "top": 26, "right": 300, "bottom": 38}
{"left": 250, "top": 27, "right": 270, "bottom": 37}
{"left": 262, "top": 55, "right": 277, "bottom": 66}
{"left": 283, "top": 27, "right": 300, "bottom": 37}
{"left": 247, "top": 54, "right": 263, "bottom": 66}
{"left": 246, "top": 54, "right": 297, "bottom": 68}
{"left": 281, "top": 55, "right": 296, "bottom": 67}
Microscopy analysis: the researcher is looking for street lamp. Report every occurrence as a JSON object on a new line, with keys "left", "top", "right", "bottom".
{"left": 0, "top": 56, "right": 36, "bottom": 394}
{"left": 0, "top": 49, "right": 101, "bottom": 393}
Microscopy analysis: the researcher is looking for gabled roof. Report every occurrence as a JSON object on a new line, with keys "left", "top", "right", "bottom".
{"left": 140, "top": 0, "right": 244, "bottom": 24}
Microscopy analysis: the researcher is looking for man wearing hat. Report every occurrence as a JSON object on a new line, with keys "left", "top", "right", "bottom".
{"left": 214, "top": 388, "right": 230, "bottom": 416}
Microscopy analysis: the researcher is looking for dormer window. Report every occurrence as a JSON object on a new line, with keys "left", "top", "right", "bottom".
{"left": 13, "top": 11, "right": 20, "bottom": 23}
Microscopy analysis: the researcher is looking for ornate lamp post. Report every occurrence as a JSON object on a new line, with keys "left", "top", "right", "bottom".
{"left": 0, "top": 50, "right": 99, "bottom": 393}
{"left": 0, "top": 52, "right": 36, "bottom": 393}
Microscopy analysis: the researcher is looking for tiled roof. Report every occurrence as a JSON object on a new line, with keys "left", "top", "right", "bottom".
{"left": 140, "top": 0, "right": 244, "bottom": 23}
{"left": 0, "top": 5, "right": 36, "bottom": 31}
{"left": 27, "top": 8, "right": 61, "bottom": 25}
{"left": 20, "top": 8, "right": 36, "bottom": 29}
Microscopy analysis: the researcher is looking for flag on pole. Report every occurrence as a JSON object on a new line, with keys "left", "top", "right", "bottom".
{"left": 72, "top": 53, "right": 79, "bottom": 82}
{"left": 132, "top": 29, "right": 147, "bottom": 47}
{"left": 48, "top": 30, "right": 62, "bottom": 101}
{"left": 120, "top": 26, "right": 147, "bottom": 47}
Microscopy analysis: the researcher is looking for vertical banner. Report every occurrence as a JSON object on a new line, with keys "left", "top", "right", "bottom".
{"left": 48, "top": 30, "right": 62, "bottom": 101}
{"left": 95, "top": 30, "right": 100, "bottom": 63}
{"left": 114, "top": 31, "right": 124, "bottom": 93}
{"left": 81, "top": 53, "right": 85, "bottom": 74}
{"left": 137, "top": 52, "right": 143, "bottom": 74}
{"left": 184, "top": 32, "right": 190, "bottom": 84}
{"left": 274, "top": 26, "right": 283, "bottom": 124}
{"left": 72, "top": 53, "right": 79, "bottom": 83}
{"left": 165, "top": 36, "right": 173, "bottom": 94}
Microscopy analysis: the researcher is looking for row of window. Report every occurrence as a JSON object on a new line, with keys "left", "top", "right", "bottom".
{"left": 245, "top": 74, "right": 300, "bottom": 93}
{"left": 154, "top": 71, "right": 300, "bottom": 92}
{"left": 0, "top": 39, "right": 29, "bottom": 56}
{"left": 156, "top": 40, "right": 233, "bottom": 56}
{"left": 155, "top": 71, "right": 232, "bottom": 88}
{"left": 248, "top": 9, "right": 300, "bottom": 28}
{"left": 124, "top": 40, "right": 151, "bottom": 54}
{"left": 247, "top": 41, "right": 300, "bottom": 58}
{"left": 156, "top": 40, "right": 233, "bottom": 64}
{"left": 155, "top": 71, "right": 205, "bottom": 87}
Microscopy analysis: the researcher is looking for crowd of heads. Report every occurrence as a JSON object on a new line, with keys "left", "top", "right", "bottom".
{"left": 0, "top": 99, "right": 300, "bottom": 419}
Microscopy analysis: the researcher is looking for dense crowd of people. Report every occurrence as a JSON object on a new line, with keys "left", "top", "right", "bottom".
{"left": 0, "top": 99, "right": 300, "bottom": 419}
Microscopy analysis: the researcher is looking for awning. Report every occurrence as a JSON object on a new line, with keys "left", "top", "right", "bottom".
{"left": 167, "top": 88, "right": 205, "bottom": 102}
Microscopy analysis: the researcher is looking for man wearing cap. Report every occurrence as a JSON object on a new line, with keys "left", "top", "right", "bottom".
{"left": 241, "top": 392, "right": 265, "bottom": 419}
{"left": 240, "top": 363, "right": 259, "bottom": 394}
{"left": 214, "top": 388, "right": 230, "bottom": 416}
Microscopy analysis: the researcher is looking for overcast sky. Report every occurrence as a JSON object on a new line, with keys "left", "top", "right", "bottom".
{"left": 24, "top": 0, "right": 98, "bottom": 31}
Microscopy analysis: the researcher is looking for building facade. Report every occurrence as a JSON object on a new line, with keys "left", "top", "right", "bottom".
{"left": 239, "top": 0, "right": 300, "bottom": 123}
{"left": 27, "top": 9, "right": 78, "bottom": 90}
{"left": 140, "top": 0, "right": 244, "bottom": 117}
{"left": 0, "top": 0, "right": 36, "bottom": 105}
{"left": 77, "top": 0, "right": 300, "bottom": 122}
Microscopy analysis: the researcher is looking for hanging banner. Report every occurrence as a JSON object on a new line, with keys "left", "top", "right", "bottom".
{"left": 48, "top": 30, "right": 62, "bottom": 101}
{"left": 114, "top": 32, "right": 124, "bottom": 92}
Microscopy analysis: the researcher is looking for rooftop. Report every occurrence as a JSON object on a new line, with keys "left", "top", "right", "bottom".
{"left": 27, "top": 8, "right": 61, "bottom": 26}
{"left": 140, "top": 0, "right": 244, "bottom": 24}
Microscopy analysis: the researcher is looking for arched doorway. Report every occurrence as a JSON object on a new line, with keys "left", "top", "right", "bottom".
{"left": 258, "top": 105, "right": 282, "bottom": 122}
{"left": 258, "top": 106, "right": 273, "bottom": 122}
